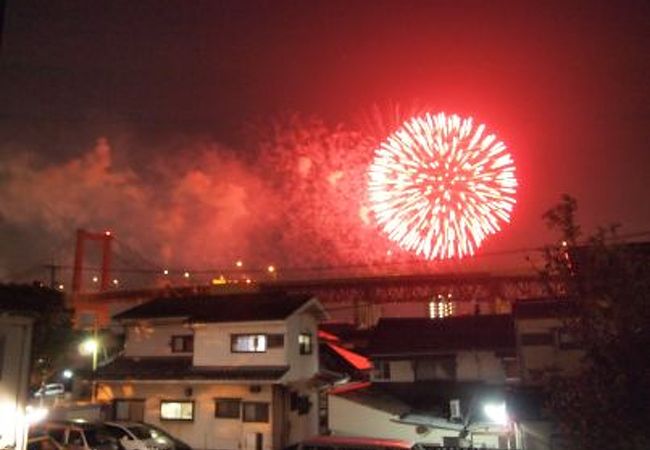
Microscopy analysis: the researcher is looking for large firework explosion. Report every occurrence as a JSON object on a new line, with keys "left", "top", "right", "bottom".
{"left": 368, "top": 112, "right": 517, "bottom": 260}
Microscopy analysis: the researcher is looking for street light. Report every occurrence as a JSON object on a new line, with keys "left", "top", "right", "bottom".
{"left": 80, "top": 338, "right": 99, "bottom": 371}
{"left": 483, "top": 402, "right": 509, "bottom": 425}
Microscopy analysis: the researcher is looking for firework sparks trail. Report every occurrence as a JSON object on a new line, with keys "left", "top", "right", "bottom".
{"left": 367, "top": 112, "right": 518, "bottom": 260}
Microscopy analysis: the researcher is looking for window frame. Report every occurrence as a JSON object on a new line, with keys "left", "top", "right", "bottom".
{"left": 113, "top": 398, "right": 146, "bottom": 422}
{"left": 214, "top": 397, "right": 242, "bottom": 419}
{"left": 242, "top": 401, "right": 270, "bottom": 423}
{"left": 298, "top": 332, "right": 313, "bottom": 355}
{"left": 373, "top": 359, "right": 391, "bottom": 380}
{"left": 230, "top": 334, "right": 268, "bottom": 353}
{"left": 160, "top": 400, "right": 195, "bottom": 422}
{"left": 170, "top": 335, "right": 194, "bottom": 353}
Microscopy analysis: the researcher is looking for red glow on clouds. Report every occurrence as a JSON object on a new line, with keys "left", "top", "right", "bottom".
{"left": 368, "top": 112, "right": 517, "bottom": 260}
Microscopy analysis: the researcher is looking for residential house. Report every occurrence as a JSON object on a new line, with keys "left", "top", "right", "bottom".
{"left": 94, "top": 292, "right": 330, "bottom": 450}
{"left": 328, "top": 315, "right": 520, "bottom": 449}
{"left": 512, "top": 298, "right": 583, "bottom": 384}
{"left": 367, "top": 315, "right": 518, "bottom": 384}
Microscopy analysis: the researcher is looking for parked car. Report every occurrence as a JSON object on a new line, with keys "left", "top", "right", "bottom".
{"left": 42, "top": 421, "right": 121, "bottom": 450}
{"left": 27, "top": 429, "right": 67, "bottom": 450}
{"left": 34, "top": 383, "right": 65, "bottom": 398}
{"left": 104, "top": 422, "right": 191, "bottom": 450}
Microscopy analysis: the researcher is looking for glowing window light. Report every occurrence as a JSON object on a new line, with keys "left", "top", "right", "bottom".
{"left": 429, "top": 296, "right": 454, "bottom": 319}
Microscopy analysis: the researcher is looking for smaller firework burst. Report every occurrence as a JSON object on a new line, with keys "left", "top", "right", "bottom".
{"left": 367, "top": 112, "right": 517, "bottom": 260}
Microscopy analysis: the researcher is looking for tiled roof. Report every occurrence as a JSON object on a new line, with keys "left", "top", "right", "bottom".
{"left": 94, "top": 356, "right": 289, "bottom": 381}
{"left": 327, "top": 342, "right": 371, "bottom": 371}
{"left": 113, "top": 292, "right": 314, "bottom": 322}
{"left": 319, "top": 342, "right": 371, "bottom": 379}
{"left": 367, "top": 315, "right": 515, "bottom": 356}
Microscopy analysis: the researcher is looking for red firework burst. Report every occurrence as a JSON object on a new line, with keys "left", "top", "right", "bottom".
{"left": 367, "top": 112, "right": 517, "bottom": 260}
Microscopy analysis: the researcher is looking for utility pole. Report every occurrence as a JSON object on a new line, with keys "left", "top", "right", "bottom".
{"left": 43, "top": 262, "right": 58, "bottom": 289}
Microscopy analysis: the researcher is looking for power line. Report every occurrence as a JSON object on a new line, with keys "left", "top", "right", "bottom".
{"left": 16, "top": 230, "right": 650, "bottom": 282}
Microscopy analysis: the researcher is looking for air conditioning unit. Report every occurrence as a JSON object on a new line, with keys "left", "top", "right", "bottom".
{"left": 449, "top": 399, "right": 462, "bottom": 421}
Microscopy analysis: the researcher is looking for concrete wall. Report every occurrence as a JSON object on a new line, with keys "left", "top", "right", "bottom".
{"left": 124, "top": 321, "right": 192, "bottom": 357}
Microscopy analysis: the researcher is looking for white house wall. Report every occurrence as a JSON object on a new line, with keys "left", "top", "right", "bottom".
{"left": 455, "top": 351, "right": 507, "bottom": 382}
{"left": 516, "top": 317, "right": 583, "bottom": 379}
{"left": 329, "top": 395, "right": 509, "bottom": 449}
{"left": 373, "top": 360, "right": 415, "bottom": 383}
{"left": 193, "top": 321, "right": 288, "bottom": 368}
{"left": 284, "top": 313, "right": 319, "bottom": 382}
{"left": 328, "top": 394, "right": 445, "bottom": 445}
{"left": 98, "top": 382, "right": 273, "bottom": 450}
{"left": 287, "top": 392, "right": 319, "bottom": 444}
{"left": 124, "top": 322, "right": 193, "bottom": 357}
{"left": 373, "top": 353, "right": 506, "bottom": 383}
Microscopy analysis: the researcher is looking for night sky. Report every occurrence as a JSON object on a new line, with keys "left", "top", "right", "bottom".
{"left": 1, "top": 1, "right": 649, "bottom": 283}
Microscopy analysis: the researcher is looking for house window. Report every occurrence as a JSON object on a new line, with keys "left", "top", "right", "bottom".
{"left": 215, "top": 398, "right": 241, "bottom": 418}
{"left": 231, "top": 334, "right": 267, "bottom": 353}
{"left": 556, "top": 328, "right": 580, "bottom": 350}
{"left": 171, "top": 335, "right": 194, "bottom": 353}
{"left": 414, "top": 356, "right": 457, "bottom": 381}
{"left": 114, "top": 399, "right": 145, "bottom": 421}
{"left": 520, "top": 332, "right": 554, "bottom": 346}
{"left": 267, "top": 334, "right": 285, "bottom": 348}
{"left": 160, "top": 400, "right": 194, "bottom": 421}
{"left": 299, "top": 333, "right": 313, "bottom": 355}
{"left": 373, "top": 360, "right": 391, "bottom": 380}
{"left": 242, "top": 402, "right": 269, "bottom": 423}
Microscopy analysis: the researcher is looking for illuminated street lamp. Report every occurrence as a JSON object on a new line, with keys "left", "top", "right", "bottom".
{"left": 483, "top": 402, "right": 509, "bottom": 425}
{"left": 80, "top": 338, "right": 99, "bottom": 371}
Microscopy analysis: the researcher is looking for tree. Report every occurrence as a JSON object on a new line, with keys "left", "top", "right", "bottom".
{"left": 0, "top": 283, "right": 75, "bottom": 386}
{"left": 541, "top": 195, "right": 650, "bottom": 449}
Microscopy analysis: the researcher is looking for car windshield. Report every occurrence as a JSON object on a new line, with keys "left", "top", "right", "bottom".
{"left": 84, "top": 428, "right": 118, "bottom": 448}
{"left": 126, "top": 426, "right": 154, "bottom": 441}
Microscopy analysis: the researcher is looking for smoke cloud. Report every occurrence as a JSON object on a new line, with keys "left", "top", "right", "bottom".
{"left": 0, "top": 117, "right": 397, "bottom": 284}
